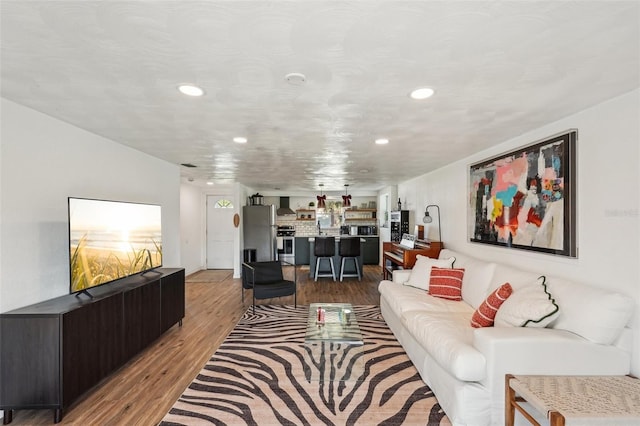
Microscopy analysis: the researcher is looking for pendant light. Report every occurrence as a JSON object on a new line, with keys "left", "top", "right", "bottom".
{"left": 342, "top": 184, "right": 352, "bottom": 207}
{"left": 316, "top": 184, "right": 326, "bottom": 209}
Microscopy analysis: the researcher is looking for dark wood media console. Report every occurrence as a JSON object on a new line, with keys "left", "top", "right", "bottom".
{"left": 0, "top": 268, "right": 185, "bottom": 424}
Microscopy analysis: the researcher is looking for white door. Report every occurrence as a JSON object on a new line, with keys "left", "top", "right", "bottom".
{"left": 206, "top": 195, "right": 235, "bottom": 269}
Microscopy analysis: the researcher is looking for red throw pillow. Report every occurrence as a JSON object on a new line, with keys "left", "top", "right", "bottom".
{"left": 471, "top": 283, "right": 513, "bottom": 328}
{"left": 429, "top": 267, "right": 465, "bottom": 301}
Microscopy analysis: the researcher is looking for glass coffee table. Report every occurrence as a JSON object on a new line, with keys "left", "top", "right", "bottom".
{"left": 304, "top": 303, "right": 365, "bottom": 382}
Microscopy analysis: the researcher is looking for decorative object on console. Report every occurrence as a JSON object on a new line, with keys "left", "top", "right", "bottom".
{"left": 495, "top": 276, "right": 560, "bottom": 328}
{"left": 403, "top": 255, "right": 455, "bottom": 290}
{"left": 423, "top": 204, "right": 442, "bottom": 242}
{"left": 471, "top": 282, "right": 513, "bottom": 328}
{"left": 316, "top": 184, "right": 326, "bottom": 209}
{"left": 428, "top": 266, "right": 465, "bottom": 300}
{"left": 469, "top": 130, "right": 577, "bottom": 257}
{"left": 342, "top": 184, "right": 351, "bottom": 207}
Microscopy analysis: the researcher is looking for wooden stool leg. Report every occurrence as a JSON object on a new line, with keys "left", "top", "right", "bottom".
{"left": 549, "top": 411, "right": 565, "bottom": 426}
{"left": 505, "top": 374, "right": 516, "bottom": 426}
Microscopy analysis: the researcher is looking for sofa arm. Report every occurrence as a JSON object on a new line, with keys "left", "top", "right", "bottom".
{"left": 473, "top": 326, "right": 632, "bottom": 425}
{"left": 392, "top": 269, "right": 412, "bottom": 284}
{"left": 474, "top": 327, "right": 631, "bottom": 378}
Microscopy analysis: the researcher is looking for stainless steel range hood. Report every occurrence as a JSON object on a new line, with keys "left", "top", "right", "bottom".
{"left": 276, "top": 197, "right": 296, "bottom": 216}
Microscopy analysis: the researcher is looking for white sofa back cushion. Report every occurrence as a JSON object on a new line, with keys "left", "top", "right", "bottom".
{"left": 548, "top": 278, "right": 634, "bottom": 345}
{"left": 488, "top": 262, "right": 542, "bottom": 293}
{"left": 404, "top": 255, "right": 455, "bottom": 290}
{"left": 439, "top": 249, "right": 496, "bottom": 309}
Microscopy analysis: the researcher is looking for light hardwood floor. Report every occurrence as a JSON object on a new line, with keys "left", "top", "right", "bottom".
{"left": 7, "top": 265, "right": 383, "bottom": 425}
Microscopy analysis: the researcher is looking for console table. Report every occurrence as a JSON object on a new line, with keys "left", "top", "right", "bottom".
{"left": 506, "top": 374, "right": 640, "bottom": 426}
{"left": 0, "top": 268, "right": 185, "bottom": 424}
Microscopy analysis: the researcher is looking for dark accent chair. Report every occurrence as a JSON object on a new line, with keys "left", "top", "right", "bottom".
{"left": 241, "top": 260, "right": 297, "bottom": 313}
{"left": 339, "top": 237, "right": 361, "bottom": 281}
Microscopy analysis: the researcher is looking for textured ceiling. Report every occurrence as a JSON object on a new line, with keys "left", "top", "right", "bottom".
{"left": 1, "top": 1, "right": 639, "bottom": 192}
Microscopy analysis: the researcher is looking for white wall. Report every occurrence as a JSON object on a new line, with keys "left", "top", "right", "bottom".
{"left": 180, "top": 182, "right": 205, "bottom": 276}
{"left": 0, "top": 98, "right": 181, "bottom": 312}
{"left": 398, "top": 89, "right": 640, "bottom": 375}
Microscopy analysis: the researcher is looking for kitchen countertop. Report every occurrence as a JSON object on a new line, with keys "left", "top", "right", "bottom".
{"left": 306, "top": 236, "right": 376, "bottom": 241}
{"left": 299, "top": 234, "right": 378, "bottom": 238}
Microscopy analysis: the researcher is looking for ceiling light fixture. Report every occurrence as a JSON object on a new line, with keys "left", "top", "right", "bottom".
{"left": 233, "top": 136, "right": 247, "bottom": 144}
{"left": 342, "top": 184, "right": 352, "bottom": 207}
{"left": 317, "top": 184, "right": 326, "bottom": 210}
{"left": 206, "top": 182, "right": 214, "bottom": 186}
{"left": 410, "top": 87, "right": 435, "bottom": 100}
{"left": 375, "top": 138, "right": 389, "bottom": 145}
{"left": 178, "top": 84, "right": 204, "bottom": 96}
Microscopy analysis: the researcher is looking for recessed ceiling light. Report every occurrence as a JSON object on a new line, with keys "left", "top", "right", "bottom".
{"left": 409, "top": 87, "right": 435, "bottom": 100}
{"left": 206, "top": 181, "right": 214, "bottom": 185}
{"left": 375, "top": 138, "right": 389, "bottom": 145}
{"left": 233, "top": 136, "right": 247, "bottom": 144}
{"left": 178, "top": 84, "right": 205, "bottom": 97}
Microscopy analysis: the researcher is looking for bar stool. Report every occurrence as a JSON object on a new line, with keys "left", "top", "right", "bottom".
{"left": 314, "top": 236, "right": 336, "bottom": 281}
{"left": 339, "top": 237, "right": 361, "bottom": 281}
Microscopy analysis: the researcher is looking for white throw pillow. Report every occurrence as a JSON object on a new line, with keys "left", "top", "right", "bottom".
{"left": 403, "top": 255, "right": 455, "bottom": 290}
{"left": 494, "top": 276, "right": 559, "bottom": 327}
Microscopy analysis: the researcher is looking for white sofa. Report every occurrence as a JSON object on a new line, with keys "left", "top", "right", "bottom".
{"left": 378, "top": 248, "right": 635, "bottom": 426}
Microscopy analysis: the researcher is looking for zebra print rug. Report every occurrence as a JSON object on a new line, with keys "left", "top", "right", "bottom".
{"left": 160, "top": 305, "right": 450, "bottom": 425}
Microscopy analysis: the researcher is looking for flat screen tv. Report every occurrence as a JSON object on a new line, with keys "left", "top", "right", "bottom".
{"left": 68, "top": 197, "right": 162, "bottom": 295}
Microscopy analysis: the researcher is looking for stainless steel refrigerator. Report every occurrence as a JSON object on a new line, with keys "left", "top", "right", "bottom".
{"left": 243, "top": 204, "right": 277, "bottom": 262}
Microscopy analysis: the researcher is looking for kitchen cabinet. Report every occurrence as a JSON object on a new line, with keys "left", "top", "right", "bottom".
{"left": 344, "top": 208, "right": 376, "bottom": 221}
{"left": 362, "top": 237, "right": 380, "bottom": 265}
{"left": 295, "top": 237, "right": 310, "bottom": 265}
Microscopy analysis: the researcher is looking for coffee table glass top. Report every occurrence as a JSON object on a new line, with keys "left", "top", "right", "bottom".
{"left": 305, "top": 303, "right": 363, "bottom": 344}
{"left": 304, "top": 303, "right": 365, "bottom": 383}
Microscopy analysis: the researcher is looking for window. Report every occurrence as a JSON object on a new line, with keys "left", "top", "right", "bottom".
{"left": 214, "top": 199, "right": 233, "bottom": 208}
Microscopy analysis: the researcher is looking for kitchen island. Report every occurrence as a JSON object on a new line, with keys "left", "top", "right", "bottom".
{"left": 308, "top": 236, "right": 365, "bottom": 279}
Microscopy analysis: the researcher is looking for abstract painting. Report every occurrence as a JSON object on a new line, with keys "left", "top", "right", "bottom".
{"left": 468, "top": 130, "right": 577, "bottom": 257}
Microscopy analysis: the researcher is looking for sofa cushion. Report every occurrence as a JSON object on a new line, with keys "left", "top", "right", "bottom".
{"left": 471, "top": 283, "right": 513, "bottom": 328}
{"left": 547, "top": 279, "right": 634, "bottom": 345}
{"left": 379, "top": 280, "right": 472, "bottom": 318}
{"left": 404, "top": 255, "right": 455, "bottom": 290}
{"left": 439, "top": 249, "right": 496, "bottom": 309}
{"left": 403, "top": 310, "right": 486, "bottom": 381}
{"left": 495, "top": 276, "right": 559, "bottom": 328}
{"left": 429, "top": 267, "right": 465, "bottom": 300}
{"left": 488, "top": 263, "right": 542, "bottom": 293}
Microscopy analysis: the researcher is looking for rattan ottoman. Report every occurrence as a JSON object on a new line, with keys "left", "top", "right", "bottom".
{"left": 506, "top": 374, "right": 640, "bottom": 426}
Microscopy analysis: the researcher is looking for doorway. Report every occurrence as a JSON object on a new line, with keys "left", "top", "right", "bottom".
{"left": 206, "top": 195, "right": 235, "bottom": 269}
